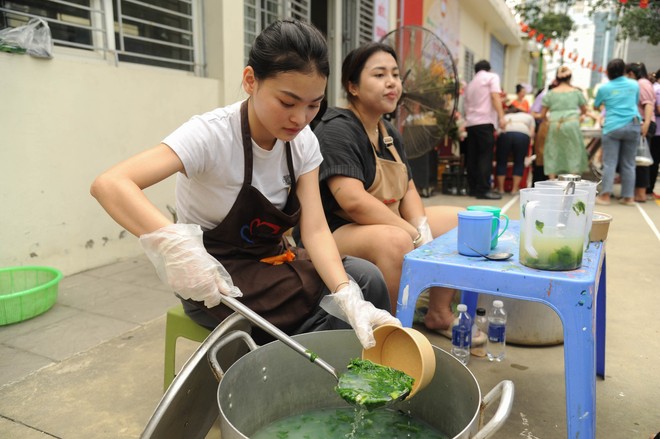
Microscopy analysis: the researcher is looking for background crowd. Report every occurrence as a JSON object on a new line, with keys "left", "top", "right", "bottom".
{"left": 457, "top": 58, "right": 659, "bottom": 203}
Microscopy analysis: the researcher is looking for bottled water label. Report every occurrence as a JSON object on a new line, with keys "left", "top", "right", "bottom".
{"left": 488, "top": 324, "right": 506, "bottom": 343}
{"left": 452, "top": 325, "right": 472, "bottom": 347}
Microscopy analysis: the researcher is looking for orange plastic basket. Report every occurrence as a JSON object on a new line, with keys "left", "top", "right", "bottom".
{"left": 0, "top": 266, "right": 62, "bottom": 325}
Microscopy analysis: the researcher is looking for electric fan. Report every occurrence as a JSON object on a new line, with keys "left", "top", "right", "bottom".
{"left": 380, "top": 25, "right": 459, "bottom": 160}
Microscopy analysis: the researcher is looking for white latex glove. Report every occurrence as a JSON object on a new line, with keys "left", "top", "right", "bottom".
{"left": 139, "top": 224, "right": 242, "bottom": 308}
{"left": 320, "top": 280, "right": 401, "bottom": 349}
{"left": 412, "top": 216, "right": 433, "bottom": 246}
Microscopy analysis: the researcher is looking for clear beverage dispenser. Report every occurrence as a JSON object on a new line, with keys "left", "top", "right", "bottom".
{"left": 519, "top": 185, "right": 590, "bottom": 270}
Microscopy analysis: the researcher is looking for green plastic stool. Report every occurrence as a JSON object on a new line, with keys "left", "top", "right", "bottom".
{"left": 163, "top": 304, "right": 212, "bottom": 391}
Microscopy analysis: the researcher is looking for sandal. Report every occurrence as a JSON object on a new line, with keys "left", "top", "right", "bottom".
{"left": 619, "top": 199, "right": 636, "bottom": 206}
{"left": 427, "top": 318, "right": 488, "bottom": 347}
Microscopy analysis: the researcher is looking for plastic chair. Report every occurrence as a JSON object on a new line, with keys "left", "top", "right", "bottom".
{"left": 163, "top": 304, "right": 212, "bottom": 390}
{"left": 143, "top": 313, "right": 253, "bottom": 439}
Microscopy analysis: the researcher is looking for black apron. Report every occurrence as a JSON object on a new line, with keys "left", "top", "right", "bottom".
{"left": 185, "top": 100, "right": 324, "bottom": 342}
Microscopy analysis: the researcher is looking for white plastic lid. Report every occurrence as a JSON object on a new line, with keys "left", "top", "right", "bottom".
{"left": 493, "top": 300, "right": 503, "bottom": 308}
{"left": 457, "top": 304, "right": 467, "bottom": 312}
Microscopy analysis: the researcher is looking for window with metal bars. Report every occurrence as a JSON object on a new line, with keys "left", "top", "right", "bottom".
{"left": 0, "top": 0, "right": 201, "bottom": 73}
{"left": 341, "top": 0, "right": 373, "bottom": 61}
{"left": 243, "top": 0, "right": 310, "bottom": 65}
{"left": 464, "top": 48, "right": 475, "bottom": 83}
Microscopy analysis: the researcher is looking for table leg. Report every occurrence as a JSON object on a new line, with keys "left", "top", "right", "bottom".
{"left": 556, "top": 297, "right": 597, "bottom": 438}
{"left": 396, "top": 260, "right": 425, "bottom": 327}
{"left": 460, "top": 290, "right": 478, "bottom": 318}
{"left": 596, "top": 256, "right": 606, "bottom": 378}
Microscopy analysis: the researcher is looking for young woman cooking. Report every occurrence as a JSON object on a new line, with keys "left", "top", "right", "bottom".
{"left": 90, "top": 19, "right": 398, "bottom": 349}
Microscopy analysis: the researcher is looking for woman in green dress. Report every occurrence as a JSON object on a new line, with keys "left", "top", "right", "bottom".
{"left": 540, "top": 66, "right": 590, "bottom": 179}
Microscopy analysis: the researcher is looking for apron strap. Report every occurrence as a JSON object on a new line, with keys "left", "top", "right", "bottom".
{"left": 284, "top": 142, "right": 296, "bottom": 194}
{"left": 240, "top": 100, "right": 254, "bottom": 185}
{"left": 378, "top": 120, "right": 404, "bottom": 163}
{"left": 240, "top": 99, "right": 295, "bottom": 191}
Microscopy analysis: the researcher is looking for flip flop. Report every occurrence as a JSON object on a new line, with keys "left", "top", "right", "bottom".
{"left": 427, "top": 318, "right": 488, "bottom": 347}
{"left": 413, "top": 306, "right": 429, "bottom": 325}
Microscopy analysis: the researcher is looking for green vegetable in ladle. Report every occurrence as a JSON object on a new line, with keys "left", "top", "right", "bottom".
{"left": 215, "top": 296, "right": 415, "bottom": 412}
{"left": 336, "top": 358, "right": 414, "bottom": 410}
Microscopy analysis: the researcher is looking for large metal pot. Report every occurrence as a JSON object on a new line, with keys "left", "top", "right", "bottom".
{"left": 212, "top": 329, "right": 513, "bottom": 438}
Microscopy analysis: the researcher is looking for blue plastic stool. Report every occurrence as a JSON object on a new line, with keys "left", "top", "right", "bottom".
{"left": 460, "top": 256, "right": 606, "bottom": 376}
{"left": 395, "top": 222, "right": 606, "bottom": 439}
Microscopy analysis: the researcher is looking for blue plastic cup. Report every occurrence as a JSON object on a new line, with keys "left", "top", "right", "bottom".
{"left": 466, "top": 205, "right": 510, "bottom": 249}
{"left": 457, "top": 211, "right": 499, "bottom": 256}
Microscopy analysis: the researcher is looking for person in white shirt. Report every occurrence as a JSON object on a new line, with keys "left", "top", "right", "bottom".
{"left": 495, "top": 107, "right": 535, "bottom": 194}
{"left": 90, "top": 19, "right": 398, "bottom": 349}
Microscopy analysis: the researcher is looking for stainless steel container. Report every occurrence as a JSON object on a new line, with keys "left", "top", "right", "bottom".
{"left": 214, "top": 329, "right": 513, "bottom": 438}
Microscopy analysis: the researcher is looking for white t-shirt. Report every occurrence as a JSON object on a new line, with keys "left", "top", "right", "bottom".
{"left": 503, "top": 112, "right": 535, "bottom": 137}
{"left": 163, "top": 101, "right": 323, "bottom": 231}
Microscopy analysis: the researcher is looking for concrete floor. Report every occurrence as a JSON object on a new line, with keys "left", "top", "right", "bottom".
{"left": 1, "top": 188, "right": 659, "bottom": 439}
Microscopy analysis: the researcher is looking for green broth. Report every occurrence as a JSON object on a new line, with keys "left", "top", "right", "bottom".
{"left": 250, "top": 407, "right": 448, "bottom": 439}
{"left": 520, "top": 235, "right": 583, "bottom": 270}
{"left": 336, "top": 359, "right": 414, "bottom": 410}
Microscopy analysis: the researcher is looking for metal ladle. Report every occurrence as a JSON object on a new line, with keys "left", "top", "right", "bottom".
{"left": 557, "top": 181, "right": 577, "bottom": 229}
{"left": 464, "top": 243, "right": 514, "bottom": 261}
{"left": 220, "top": 295, "right": 411, "bottom": 409}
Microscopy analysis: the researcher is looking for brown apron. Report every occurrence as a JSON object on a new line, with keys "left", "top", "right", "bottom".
{"left": 187, "top": 100, "right": 324, "bottom": 339}
{"left": 336, "top": 120, "right": 409, "bottom": 219}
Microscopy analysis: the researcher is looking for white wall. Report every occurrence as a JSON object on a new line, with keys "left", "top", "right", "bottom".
{"left": 458, "top": 0, "right": 522, "bottom": 92}
{"left": 0, "top": 0, "right": 248, "bottom": 276}
{"left": 0, "top": 54, "right": 219, "bottom": 276}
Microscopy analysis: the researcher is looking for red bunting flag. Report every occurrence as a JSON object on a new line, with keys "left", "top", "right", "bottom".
{"left": 517, "top": 21, "right": 606, "bottom": 73}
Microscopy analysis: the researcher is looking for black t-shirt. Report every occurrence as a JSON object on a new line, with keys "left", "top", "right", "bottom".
{"left": 315, "top": 107, "right": 412, "bottom": 232}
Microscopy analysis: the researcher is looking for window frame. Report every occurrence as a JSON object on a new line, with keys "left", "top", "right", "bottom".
{"left": 243, "top": 0, "right": 311, "bottom": 65}
{"left": 0, "top": 0, "right": 204, "bottom": 74}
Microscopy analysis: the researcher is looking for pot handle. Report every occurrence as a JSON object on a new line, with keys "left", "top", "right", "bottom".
{"left": 207, "top": 329, "right": 259, "bottom": 382}
{"left": 472, "top": 380, "right": 515, "bottom": 439}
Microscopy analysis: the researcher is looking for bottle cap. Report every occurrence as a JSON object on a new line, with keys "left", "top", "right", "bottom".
{"left": 493, "top": 300, "right": 503, "bottom": 308}
{"left": 476, "top": 307, "right": 486, "bottom": 315}
{"left": 457, "top": 304, "right": 467, "bottom": 312}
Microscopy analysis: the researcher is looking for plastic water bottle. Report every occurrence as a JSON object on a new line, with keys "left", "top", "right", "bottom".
{"left": 471, "top": 307, "right": 488, "bottom": 357}
{"left": 487, "top": 300, "right": 507, "bottom": 362}
{"left": 451, "top": 304, "right": 472, "bottom": 365}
